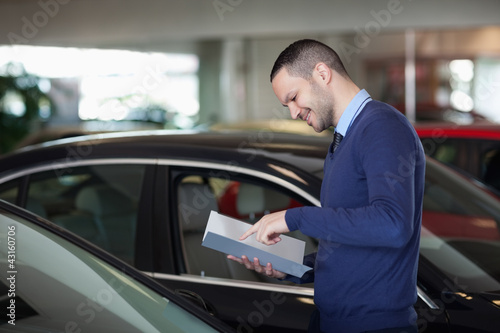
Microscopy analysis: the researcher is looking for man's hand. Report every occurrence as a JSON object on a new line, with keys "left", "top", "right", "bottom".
{"left": 240, "top": 210, "right": 290, "bottom": 245}
{"left": 227, "top": 255, "right": 287, "bottom": 279}
{"left": 226, "top": 211, "right": 290, "bottom": 279}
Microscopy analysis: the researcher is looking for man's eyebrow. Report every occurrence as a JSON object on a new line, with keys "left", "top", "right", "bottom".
{"left": 282, "top": 92, "right": 294, "bottom": 107}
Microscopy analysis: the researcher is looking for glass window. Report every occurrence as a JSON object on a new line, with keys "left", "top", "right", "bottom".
{"left": 175, "top": 173, "right": 317, "bottom": 284}
{"left": 0, "top": 45, "right": 200, "bottom": 130}
{"left": 0, "top": 206, "right": 220, "bottom": 332}
{"left": 421, "top": 160, "right": 500, "bottom": 291}
{"left": 421, "top": 138, "right": 459, "bottom": 166}
{"left": 25, "top": 164, "right": 146, "bottom": 265}
{"left": 482, "top": 147, "right": 500, "bottom": 191}
{"left": 0, "top": 179, "right": 19, "bottom": 205}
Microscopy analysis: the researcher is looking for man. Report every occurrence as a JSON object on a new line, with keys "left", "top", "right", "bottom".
{"left": 228, "top": 39, "right": 425, "bottom": 333}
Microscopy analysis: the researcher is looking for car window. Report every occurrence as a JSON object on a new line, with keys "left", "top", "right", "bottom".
{"left": 421, "top": 160, "right": 500, "bottom": 291}
{"left": 24, "top": 164, "right": 146, "bottom": 265}
{"left": 0, "top": 206, "right": 221, "bottom": 332}
{"left": 0, "top": 179, "right": 19, "bottom": 205}
{"left": 175, "top": 173, "right": 317, "bottom": 285}
{"left": 482, "top": 147, "right": 500, "bottom": 191}
{"left": 421, "top": 137, "right": 459, "bottom": 166}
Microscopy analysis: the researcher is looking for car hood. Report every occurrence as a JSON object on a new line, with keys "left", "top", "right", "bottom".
{"left": 479, "top": 291, "right": 500, "bottom": 307}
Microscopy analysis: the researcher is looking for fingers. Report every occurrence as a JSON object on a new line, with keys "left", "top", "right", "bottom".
{"left": 227, "top": 255, "right": 257, "bottom": 271}
{"left": 257, "top": 231, "right": 282, "bottom": 245}
{"left": 228, "top": 255, "right": 286, "bottom": 279}
{"left": 247, "top": 257, "right": 267, "bottom": 275}
{"left": 244, "top": 210, "right": 289, "bottom": 245}
{"left": 240, "top": 223, "right": 277, "bottom": 245}
{"left": 240, "top": 221, "right": 260, "bottom": 240}
{"left": 238, "top": 255, "right": 257, "bottom": 270}
{"left": 252, "top": 257, "right": 264, "bottom": 273}
{"left": 262, "top": 235, "right": 282, "bottom": 245}
{"left": 228, "top": 255, "right": 264, "bottom": 272}
{"left": 264, "top": 262, "right": 274, "bottom": 277}
{"left": 227, "top": 254, "right": 243, "bottom": 264}
{"left": 252, "top": 257, "right": 277, "bottom": 277}
{"left": 227, "top": 255, "right": 255, "bottom": 269}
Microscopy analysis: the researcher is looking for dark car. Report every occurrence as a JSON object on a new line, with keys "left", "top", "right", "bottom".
{"left": 0, "top": 130, "right": 499, "bottom": 332}
{"left": 0, "top": 199, "right": 234, "bottom": 332}
{"left": 213, "top": 119, "right": 500, "bottom": 195}
{"left": 415, "top": 121, "right": 500, "bottom": 192}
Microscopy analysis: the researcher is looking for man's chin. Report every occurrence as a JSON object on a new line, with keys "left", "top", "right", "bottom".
{"left": 311, "top": 125, "right": 324, "bottom": 133}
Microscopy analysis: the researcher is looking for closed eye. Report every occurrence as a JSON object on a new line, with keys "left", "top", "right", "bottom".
{"left": 282, "top": 96, "right": 296, "bottom": 109}
{"left": 282, "top": 92, "right": 297, "bottom": 107}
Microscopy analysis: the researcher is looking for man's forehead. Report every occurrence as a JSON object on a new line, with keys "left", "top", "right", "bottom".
{"left": 272, "top": 79, "right": 298, "bottom": 108}
{"left": 271, "top": 71, "right": 290, "bottom": 96}
{"left": 272, "top": 67, "right": 290, "bottom": 82}
{"left": 271, "top": 70, "right": 285, "bottom": 91}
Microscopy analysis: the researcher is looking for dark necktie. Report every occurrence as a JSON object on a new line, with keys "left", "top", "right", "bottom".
{"left": 332, "top": 131, "right": 343, "bottom": 153}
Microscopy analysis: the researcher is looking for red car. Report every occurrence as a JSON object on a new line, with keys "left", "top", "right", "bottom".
{"left": 415, "top": 121, "right": 500, "bottom": 192}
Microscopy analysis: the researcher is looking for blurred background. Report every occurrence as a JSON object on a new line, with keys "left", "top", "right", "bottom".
{"left": 1, "top": 0, "right": 500, "bottom": 153}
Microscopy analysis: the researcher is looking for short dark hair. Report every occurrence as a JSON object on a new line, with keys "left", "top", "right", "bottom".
{"left": 270, "top": 39, "right": 349, "bottom": 82}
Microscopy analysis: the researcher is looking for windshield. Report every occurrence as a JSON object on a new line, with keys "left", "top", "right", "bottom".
{"left": 0, "top": 208, "right": 220, "bottom": 332}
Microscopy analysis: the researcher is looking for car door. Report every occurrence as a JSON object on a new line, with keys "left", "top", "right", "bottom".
{"left": 0, "top": 199, "right": 234, "bottom": 333}
{"left": 148, "top": 162, "right": 319, "bottom": 333}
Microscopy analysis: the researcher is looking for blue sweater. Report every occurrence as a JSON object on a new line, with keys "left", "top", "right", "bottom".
{"left": 285, "top": 100, "right": 425, "bottom": 332}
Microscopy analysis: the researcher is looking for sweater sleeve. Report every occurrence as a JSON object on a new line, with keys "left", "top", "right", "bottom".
{"left": 285, "top": 111, "right": 424, "bottom": 248}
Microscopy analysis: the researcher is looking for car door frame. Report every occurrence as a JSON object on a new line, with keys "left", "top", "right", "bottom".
{"left": 148, "top": 159, "right": 319, "bottom": 333}
{"left": 0, "top": 158, "right": 160, "bottom": 272}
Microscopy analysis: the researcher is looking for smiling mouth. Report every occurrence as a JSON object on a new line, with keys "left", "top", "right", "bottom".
{"left": 305, "top": 111, "right": 311, "bottom": 123}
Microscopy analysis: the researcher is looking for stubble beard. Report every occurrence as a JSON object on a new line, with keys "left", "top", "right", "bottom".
{"left": 310, "top": 81, "right": 335, "bottom": 132}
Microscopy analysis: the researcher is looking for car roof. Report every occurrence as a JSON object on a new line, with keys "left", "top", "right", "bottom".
{"left": 5, "top": 128, "right": 494, "bottom": 196}
{"left": 0, "top": 129, "right": 330, "bottom": 191}
{"left": 13, "top": 129, "right": 332, "bottom": 154}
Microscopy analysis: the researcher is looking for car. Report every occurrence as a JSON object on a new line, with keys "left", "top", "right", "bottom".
{"left": 210, "top": 119, "right": 331, "bottom": 137}
{"left": 212, "top": 118, "right": 500, "bottom": 194}
{"left": 0, "top": 129, "right": 499, "bottom": 332}
{"left": 415, "top": 121, "right": 500, "bottom": 193}
{"left": 0, "top": 198, "right": 235, "bottom": 332}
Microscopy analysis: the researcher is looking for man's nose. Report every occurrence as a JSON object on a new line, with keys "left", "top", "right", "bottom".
{"left": 289, "top": 104, "right": 300, "bottom": 120}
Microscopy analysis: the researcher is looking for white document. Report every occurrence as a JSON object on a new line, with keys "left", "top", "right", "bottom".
{"left": 202, "top": 211, "right": 312, "bottom": 278}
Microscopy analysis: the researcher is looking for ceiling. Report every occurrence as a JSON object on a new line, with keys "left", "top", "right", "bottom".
{"left": 1, "top": 0, "right": 500, "bottom": 52}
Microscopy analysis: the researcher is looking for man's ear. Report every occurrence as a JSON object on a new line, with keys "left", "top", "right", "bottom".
{"left": 314, "top": 62, "right": 332, "bottom": 84}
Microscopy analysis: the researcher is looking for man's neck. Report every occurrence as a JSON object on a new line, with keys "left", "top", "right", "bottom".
{"left": 332, "top": 81, "right": 361, "bottom": 127}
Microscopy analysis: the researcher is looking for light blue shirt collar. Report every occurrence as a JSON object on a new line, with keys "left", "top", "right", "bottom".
{"left": 335, "top": 89, "right": 372, "bottom": 137}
